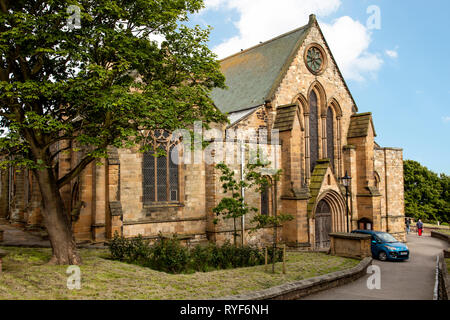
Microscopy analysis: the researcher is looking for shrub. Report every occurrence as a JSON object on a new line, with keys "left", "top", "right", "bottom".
{"left": 148, "top": 236, "right": 189, "bottom": 274}
{"left": 108, "top": 235, "right": 284, "bottom": 274}
{"left": 189, "top": 243, "right": 217, "bottom": 272}
{"left": 107, "top": 233, "right": 151, "bottom": 263}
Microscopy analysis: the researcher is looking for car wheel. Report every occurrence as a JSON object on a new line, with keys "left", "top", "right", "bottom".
{"left": 378, "top": 251, "right": 388, "bottom": 261}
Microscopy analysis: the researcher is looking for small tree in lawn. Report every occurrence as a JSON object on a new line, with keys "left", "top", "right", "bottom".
{"left": 213, "top": 154, "right": 292, "bottom": 252}
{"left": 247, "top": 161, "right": 293, "bottom": 273}
{"left": 213, "top": 162, "right": 256, "bottom": 246}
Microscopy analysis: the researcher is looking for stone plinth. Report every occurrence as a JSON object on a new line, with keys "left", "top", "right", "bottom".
{"left": 329, "top": 232, "right": 371, "bottom": 259}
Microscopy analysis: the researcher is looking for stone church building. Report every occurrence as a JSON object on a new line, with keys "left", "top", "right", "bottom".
{"left": 0, "top": 15, "right": 406, "bottom": 248}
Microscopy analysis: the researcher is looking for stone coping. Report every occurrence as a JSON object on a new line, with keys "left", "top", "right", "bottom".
{"left": 216, "top": 257, "right": 372, "bottom": 300}
{"left": 329, "top": 232, "right": 371, "bottom": 240}
{"left": 438, "top": 252, "right": 449, "bottom": 300}
{"left": 431, "top": 231, "right": 450, "bottom": 244}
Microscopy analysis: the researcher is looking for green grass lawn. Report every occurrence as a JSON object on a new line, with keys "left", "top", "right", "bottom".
{"left": 0, "top": 246, "right": 359, "bottom": 300}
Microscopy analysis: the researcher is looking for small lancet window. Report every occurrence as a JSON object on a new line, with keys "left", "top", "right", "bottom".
{"left": 326, "top": 107, "right": 335, "bottom": 172}
{"left": 309, "top": 91, "right": 319, "bottom": 172}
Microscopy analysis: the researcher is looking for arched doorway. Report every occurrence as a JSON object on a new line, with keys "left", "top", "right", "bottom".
{"left": 315, "top": 200, "right": 332, "bottom": 249}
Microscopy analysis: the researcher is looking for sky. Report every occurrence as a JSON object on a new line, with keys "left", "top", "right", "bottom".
{"left": 187, "top": 0, "right": 450, "bottom": 175}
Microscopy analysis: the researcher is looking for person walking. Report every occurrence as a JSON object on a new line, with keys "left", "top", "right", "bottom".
{"left": 416, "top": 219, "right": 424, "bottom": 236}
{"left": 406, "top": 217, "right": 411, "bottom": 234}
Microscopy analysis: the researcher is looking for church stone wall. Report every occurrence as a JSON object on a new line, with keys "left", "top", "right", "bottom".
{"left": 118, "top": 146, "right": 208, "bottom": 242}
{"left": 205, "top": 139, "right": 282, "bottom": 246}
{"left": 375, "top": 148, "right": 406, "bottom": 241}
{"left": 271, "top": 23, "right": 356, "bottom": 154}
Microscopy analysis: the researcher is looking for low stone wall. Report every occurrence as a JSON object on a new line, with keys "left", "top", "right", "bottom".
{"left": 431, "top": 231, "right": 450, "bottom": 245}
{"left": 329, "top": 232, "right": 371, "bottom": 259}
{"left": 437, "top": 253, "right": 449, "bottom": 300}
{"left": 219, "top": 257, "right": 372, "bottom": 300}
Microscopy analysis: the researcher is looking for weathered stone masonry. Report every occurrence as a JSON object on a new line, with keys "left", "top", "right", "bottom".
{"left": 0, "top": 14, "right": 406, "bottom": 247}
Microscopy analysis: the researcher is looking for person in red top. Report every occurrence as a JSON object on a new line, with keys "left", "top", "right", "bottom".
{"left": 416, "top": 219, "right": 424, "bottom": 236}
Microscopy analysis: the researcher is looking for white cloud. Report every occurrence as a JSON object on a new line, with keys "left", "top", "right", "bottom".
{"left": 321, "top": 16, "right": 383, "bottom": 81}
{"left": 385, "top": 50, "right": 398, "bottom": 59}
{"left": 442, "top": 116, "right": 450, "bottom": 123}
{"left": 385, "top": 48, "right": 399, "bottom": 59}
{"left": 203, "top": 0, "right": 382, "bottom": 82}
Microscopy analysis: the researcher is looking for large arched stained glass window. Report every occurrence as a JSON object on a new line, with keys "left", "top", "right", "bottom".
{"left": 143, "top": 145, "right": 179, "bottom": 204}
{"left": 326, "top": 107, "right": 335, "bottom": 172}
{"left": 309, "top": 91, "right": 319, "bottom": 172}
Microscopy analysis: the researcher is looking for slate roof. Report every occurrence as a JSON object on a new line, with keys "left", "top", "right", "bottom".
{"left": 210, "top": 24, "right": 310, "bottom": 114}
{"left": 347, "top": 113, "right": 377, "bottom": 139}
{"left": 273, "top": 103, "right": 299, "bottom": 132}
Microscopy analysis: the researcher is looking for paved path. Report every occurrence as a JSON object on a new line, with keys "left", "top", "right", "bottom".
{"left": 302, "top": 234, "right": 448, "bottom": 300}
{"left": 0, "top": 223, "right": 105, "bottom": 249}
{"left": 0, "top": 223, "right": 50, "bottom": 247}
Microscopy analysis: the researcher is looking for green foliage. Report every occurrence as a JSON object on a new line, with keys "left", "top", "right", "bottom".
{"left": 212, "top": 162, "right": 258, "bottom": 222}
{"left": 107, "top": 236, "right": 283, "bottom": 274}
{"left": 213, "top": 156, "right": 283, "bottom": 246}
{"left": 106, "top": 233, "right": 151, "bottom": 265}
{"left": 404, "top": 160, "right": 449, "bottom": 223}
{"left": 250, "top": 213, "right": 294, "bottom": 230}
{"left": 0, "top": 0, "right": 228, "bottom": 261}
{"left": 148, "top": 236, "right": 190, "bottom": 274}
{"left": 0, "top": 0, "right": 227, "bottom": 180}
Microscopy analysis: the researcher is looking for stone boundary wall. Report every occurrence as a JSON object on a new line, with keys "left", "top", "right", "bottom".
{"left": 217, "top": 257, "right": 372, "bottom": 300}
{"left": 437, "top": 252, "right": 449, "bottom": 300}
{"left": 431, "top": 231, "right": 450, "bottom": 245}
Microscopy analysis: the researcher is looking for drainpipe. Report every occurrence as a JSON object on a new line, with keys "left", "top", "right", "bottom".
{"left": 241, "top": 141, "right": 245, "bottom": 247}
{"left": 384, "top": 148, "right": 389, "bottom": 233}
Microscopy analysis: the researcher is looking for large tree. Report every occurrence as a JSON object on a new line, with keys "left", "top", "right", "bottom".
{"left": 0, "top": 0, "right": 227, "bottom": 265}
{"left": 404, "top": 160, "right": 449, "bottom": 223}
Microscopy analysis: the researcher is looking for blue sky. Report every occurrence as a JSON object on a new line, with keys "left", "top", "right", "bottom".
{"left": 187, "top": 0, "right": 450, "bottom": 175}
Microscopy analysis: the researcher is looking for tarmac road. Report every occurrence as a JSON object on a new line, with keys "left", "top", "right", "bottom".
{"left": 302, "top": 233, "right": 448, "bottom": 300}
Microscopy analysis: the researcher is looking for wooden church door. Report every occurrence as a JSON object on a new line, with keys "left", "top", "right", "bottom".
{"left": 315, "top": 200, "right": 332, "bottom": 249}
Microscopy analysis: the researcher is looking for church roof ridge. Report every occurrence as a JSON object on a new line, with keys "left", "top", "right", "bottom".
{"left": 210, "top": 16, "right": 315, "bottom": 114}
{"left": 218, "top": 24, "right": 310, "bottom": 63}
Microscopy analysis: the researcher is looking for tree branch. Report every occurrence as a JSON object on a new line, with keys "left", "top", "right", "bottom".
{"left": 57, "top": 154, "right": 95, "bottom": 189}
{"left": 49, "top": 144, "right": 72, "bottom": 163}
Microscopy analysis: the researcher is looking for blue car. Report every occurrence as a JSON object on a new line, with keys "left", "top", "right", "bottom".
{"left": 352, "top": 230, "right": 410, "bottom": 261}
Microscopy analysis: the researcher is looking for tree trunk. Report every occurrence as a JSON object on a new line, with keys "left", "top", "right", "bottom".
{"left": 233, "top": 217, "right": 237, "bottom": 246}
{"left": 33, "top": 167, "right": 81, "bottom": 265}
{"left": 272, "top": 225, "right": 276, "bottom": 273}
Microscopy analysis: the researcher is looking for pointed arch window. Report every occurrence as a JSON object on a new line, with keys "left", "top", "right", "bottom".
{"left": 261, "top": 186, "right": 270, "bottom": 216}
{"left": 143, "top": 130, "right": 179, "bottom": 204}
{"left": 327, "top": 107, "right": 335, "bottom": 172}
{"left": 309, "top": 91, "right": 319, "bottom": 172}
